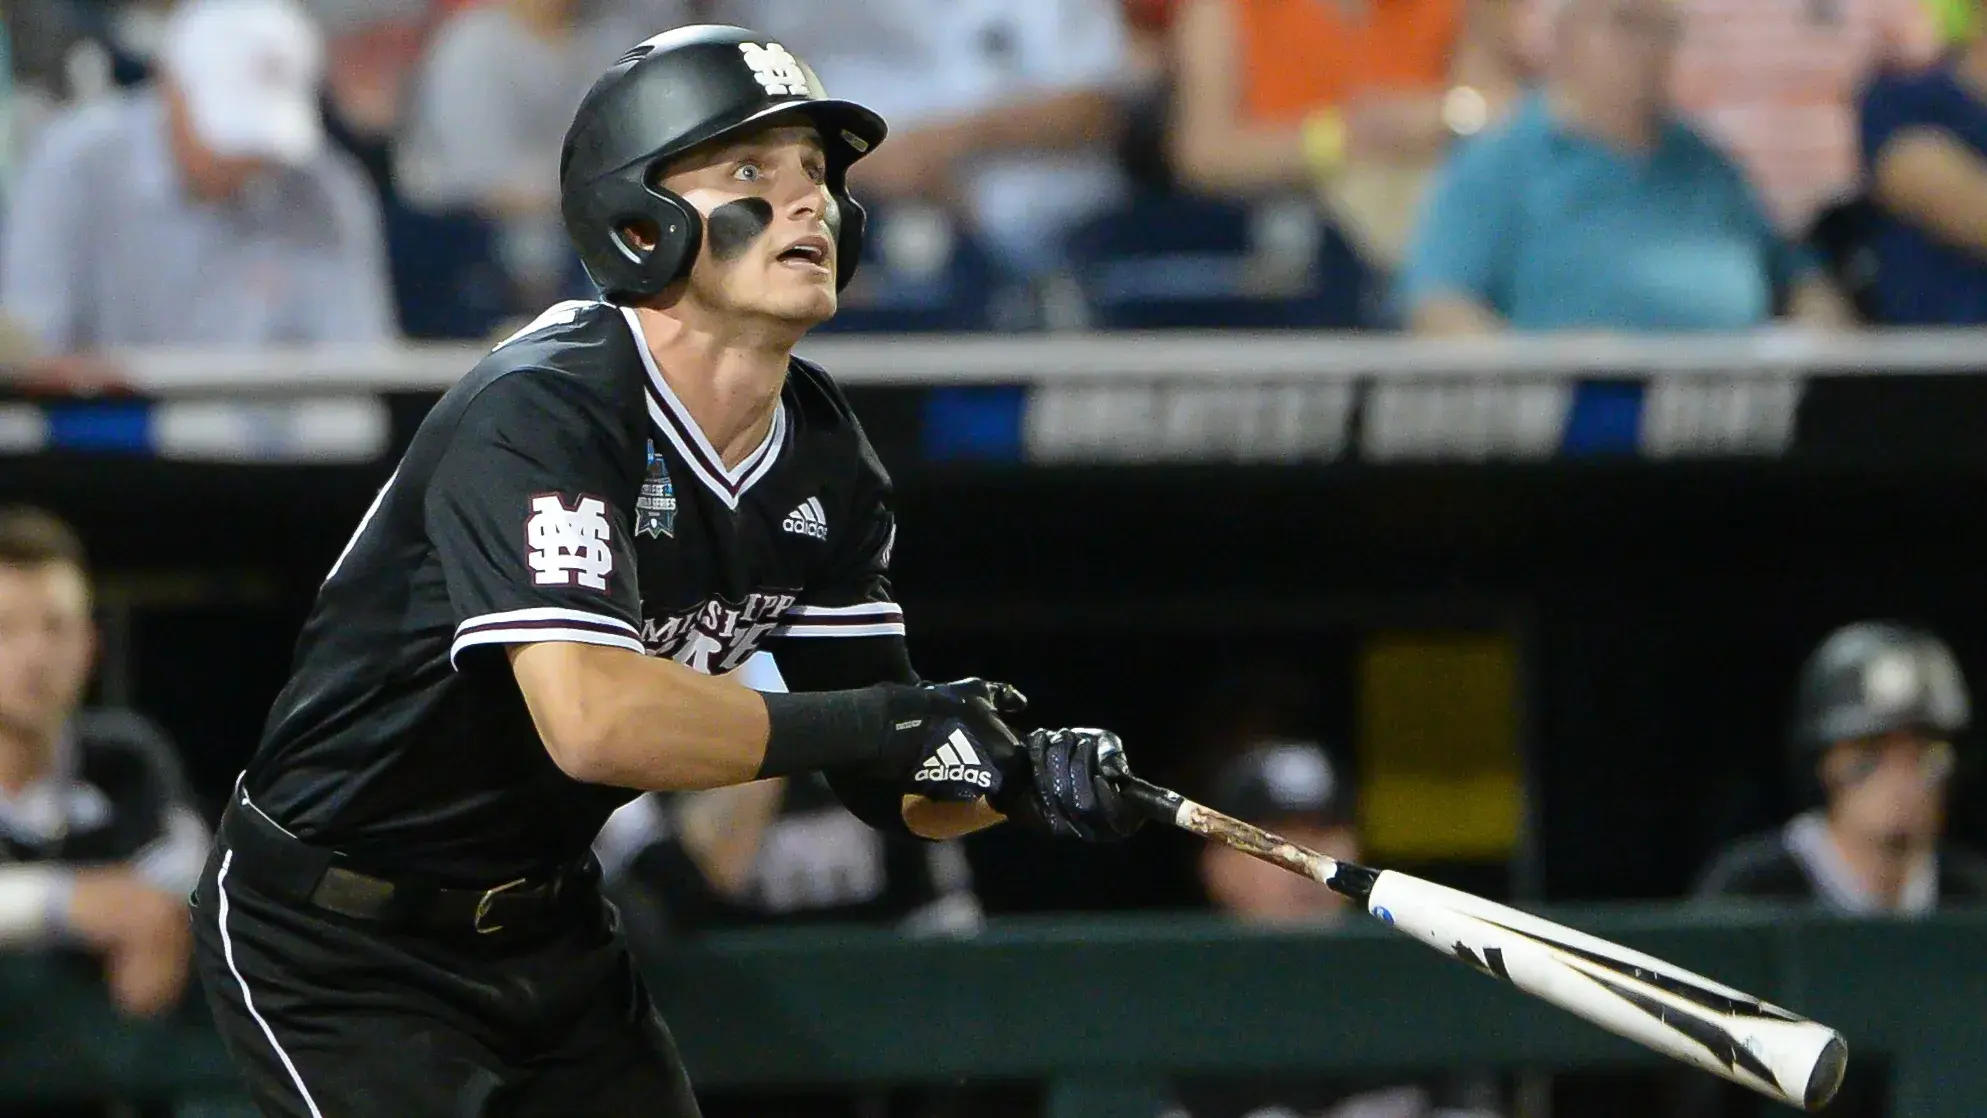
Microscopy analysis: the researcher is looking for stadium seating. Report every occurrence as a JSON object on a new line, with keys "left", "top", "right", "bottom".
{"left": 1063, "top": 193, "right": 1376, "bottom": 330}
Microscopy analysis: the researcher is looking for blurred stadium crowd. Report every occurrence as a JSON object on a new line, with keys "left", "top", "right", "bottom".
{"left": 4, "top": 1, "right": 1987, "bottom": 1116}
{"left": 4, "top": 0, "right": 1987, "bottom": 353}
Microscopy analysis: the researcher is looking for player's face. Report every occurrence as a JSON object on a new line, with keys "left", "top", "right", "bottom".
{"left": 0, "top": 562, "right": 95, "bottom": 742}
{"left": 659, "top": 125, "right": 839, "bottom": 329}
{"left": 1201, "top": 820, "right": 1360, "bottom": 925}
{"left": 1821, "top": 731, "right": 1954, "bottom": 853}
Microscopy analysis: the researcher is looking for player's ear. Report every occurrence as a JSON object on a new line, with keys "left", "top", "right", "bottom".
{"left": 618, "top": 220, "right": 660, "bottom": 253}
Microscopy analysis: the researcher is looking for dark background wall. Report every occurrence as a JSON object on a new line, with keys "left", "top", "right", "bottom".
{"left": 13, "top": 401, "right": 1987, "bottom": 917}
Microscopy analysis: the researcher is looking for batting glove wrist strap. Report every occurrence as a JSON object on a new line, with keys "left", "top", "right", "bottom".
{"left": 758, "top": 686, "right": 899, "bottom": 779}
{"left": 758, "top": 680, "right": 1027, "bottom": 804}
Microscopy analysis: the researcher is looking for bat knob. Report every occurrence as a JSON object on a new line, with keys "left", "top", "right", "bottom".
{"left": 1097, "top": 748, "right": 1131, "bottom": 783}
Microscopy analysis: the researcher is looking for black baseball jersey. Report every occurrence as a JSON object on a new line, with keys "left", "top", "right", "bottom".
{"left": 0, "top": 709, "right": 210, "bottom": 885}
{"left": 1694, "top": 811, "right": 1987, "bottom": 909}
{"left": 246, "top": 300, "right": 914, "bottom": 883}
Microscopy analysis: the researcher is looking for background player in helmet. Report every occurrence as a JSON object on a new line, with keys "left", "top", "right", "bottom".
{"left": 188, "top": 25, "right": 1143, "bottom": 1118}
{"left": 1694, "top": 620, "right": 1987, "bottom": 910}
{"left": 1686, "top": 628, "right": 1983, "bottom": 1118}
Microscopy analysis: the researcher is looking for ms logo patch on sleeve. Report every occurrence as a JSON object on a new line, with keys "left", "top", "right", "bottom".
{"left": 526, "top": 494, "right": 614, "bottom": 590}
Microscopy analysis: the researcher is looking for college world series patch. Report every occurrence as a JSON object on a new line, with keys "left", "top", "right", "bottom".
{"left": 637, "top": 441, "right": 677, "bottom": 539}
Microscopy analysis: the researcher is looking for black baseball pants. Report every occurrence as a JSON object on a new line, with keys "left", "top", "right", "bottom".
{"left": 189, "top": 837, "right": 701, "bottom": 1118}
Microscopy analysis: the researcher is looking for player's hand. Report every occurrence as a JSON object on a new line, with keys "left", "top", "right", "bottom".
{"left": 992, "top": 728, "right": 1144, "bottom": 842}
{"left": 879, "top": 677, "right": 1027, "bottom": 803}
{"left": 66, "top": 868, "right": 194, "bottom": 1018}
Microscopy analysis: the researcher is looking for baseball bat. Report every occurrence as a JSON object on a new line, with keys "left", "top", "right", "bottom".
{"left": 1105, "top": 766, "right": 1847, "bottom": 1112}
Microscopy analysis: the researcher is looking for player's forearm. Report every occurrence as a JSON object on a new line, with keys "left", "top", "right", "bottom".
{"left": 511, "top": 642, "right": 774, "bottom": 790}
{"left": 901, "top": 796, "right": 1007, "bottom": 840}
{"left": 513, "top": 643, "right": 921, "bottom": 792}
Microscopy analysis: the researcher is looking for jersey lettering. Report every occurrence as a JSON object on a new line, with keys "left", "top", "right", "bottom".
{"left": 672, "top": 630, "right": 725, "bottom": 674}
{"left": 641, "top": 591, "right": 799, "bottom": 673}
{"left": 525, "top": 494, "right": 614, "bottom": 590}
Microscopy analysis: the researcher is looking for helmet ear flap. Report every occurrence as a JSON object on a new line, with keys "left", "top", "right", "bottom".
{"left": 567, "top": 172, "right": 705, "bottom": 302}
{"left": 630, "top": 188, "right": 703, "bottom": 293}
{"left": 826, "top": 160, "right": 868, "bottom": 291}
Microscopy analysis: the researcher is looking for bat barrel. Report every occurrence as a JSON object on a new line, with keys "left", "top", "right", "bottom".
{"left": 1365, "top": 872, "right": 1847, "bottom": 1112}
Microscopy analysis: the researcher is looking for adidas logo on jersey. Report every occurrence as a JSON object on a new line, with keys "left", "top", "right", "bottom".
{"left": 915, "top": 729, "right": 994, "bottom": 789}
{"left": 782, "top": 497, "right": 829, "bottom": 540}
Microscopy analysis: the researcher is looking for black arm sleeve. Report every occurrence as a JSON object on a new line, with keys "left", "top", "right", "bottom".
{"left": 423, "top": 368, "right": 645, "bottom": 669}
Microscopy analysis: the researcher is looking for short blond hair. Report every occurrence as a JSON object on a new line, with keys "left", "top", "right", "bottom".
{"left": 0, "top": 507, "right": 86, "bottom": 571}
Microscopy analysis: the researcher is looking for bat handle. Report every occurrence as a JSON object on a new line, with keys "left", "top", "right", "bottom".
{"left": 1099, "top": 753, "right": 1182, "bottom": 822}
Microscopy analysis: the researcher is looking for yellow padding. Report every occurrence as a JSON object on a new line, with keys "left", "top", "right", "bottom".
{"left": 1357, "top": 633, "right": 1523, "bottom": 860}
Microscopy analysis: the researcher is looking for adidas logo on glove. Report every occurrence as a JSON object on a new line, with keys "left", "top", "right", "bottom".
{"left": 915, "top": 728, "right": 994, "bottom": 789}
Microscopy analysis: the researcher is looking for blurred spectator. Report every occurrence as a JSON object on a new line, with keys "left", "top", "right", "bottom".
{"left": 308, "top": 0, "right": 435, "bottom": 198}
{"left": 733, "top": 0, "right": 1137, "bottom": 280}
{"left": 0, "top": 508, "right": 209, "bottom": 1023}
{"left": 1, "top": 18, "right": 13, "bottom": 201}
{"left": 0, "top": 0, "right": 395, "bottom": 354}
{"left": 1695, "top": 621, "right": 1987, "bottom": 908}
{"left": 304, "top": 0, "right": 525, "bottom": 340}
{"left": 1164, "top": 0, "right": 1524, "bottom": 272}
{"left": 595, "top": 653, "right": 982, "bottom": 937}
{"left": 2, "top": 1, "right": 87, "bottom": 201}
{"left": 396, "top": 0, "right": 695, "bottom": 305}
{"left": 1858, "top": 12, "right": 1987, "bottom": 323}
{"left": 1519, "top": 0, "right": 1939, "bottom": 238}
{"left": 1195, "top": 742, "right": 1361, "bottom": 926}
{"left": 1401, "top": 0, "right": 1853, "bottom": 334}
{"left": 1167, "top": 742, "right": 1502, "bottom": 1118}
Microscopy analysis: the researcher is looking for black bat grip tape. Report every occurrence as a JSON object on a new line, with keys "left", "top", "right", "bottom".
{"left": 1100, "top": 759, "right": 1180, "bottom": 821}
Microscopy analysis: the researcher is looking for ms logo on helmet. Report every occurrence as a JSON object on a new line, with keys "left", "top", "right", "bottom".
{"left": 740, "top": 43, "right": 809, "bottom": 96}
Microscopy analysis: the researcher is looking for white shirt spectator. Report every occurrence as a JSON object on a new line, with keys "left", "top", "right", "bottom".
{"left": 0, "top": 0, "right": 394, "bottom": 351}
{"left": 726, "top": 0, "right": 1135, "bottom": 275}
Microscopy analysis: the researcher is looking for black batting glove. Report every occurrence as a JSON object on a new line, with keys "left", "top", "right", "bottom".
{"left": 992, "top": 728, "right": 1144, "bottom": 841}
{"left": 879, "top": 678, "right": 1028, "bottom": 803}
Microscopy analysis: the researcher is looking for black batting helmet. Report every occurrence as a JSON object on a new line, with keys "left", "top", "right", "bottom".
{"left": 559, "top": 25, "right": 887, "bottom": 303}
{"left": 1790, "top": 621, "right": 1971, "bottom": 756}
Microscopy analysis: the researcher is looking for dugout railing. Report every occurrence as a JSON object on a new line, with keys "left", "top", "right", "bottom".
{"left": 6, "top": 905, "right": 1984, "bottom": 1117}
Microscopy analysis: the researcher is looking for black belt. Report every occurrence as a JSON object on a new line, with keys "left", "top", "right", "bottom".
{"left": 219, "top": 791, "right": 595, "bottom": 939}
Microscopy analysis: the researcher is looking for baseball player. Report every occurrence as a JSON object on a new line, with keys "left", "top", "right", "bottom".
{"left": 188, "top": 25, "right": 1143, "bottom": 1118}
{"left": 1686, "top": 625, "right": 1986, "bottom": 1118}
{"left": 1695, "top": 620, "right": 1987, "bottom": 909}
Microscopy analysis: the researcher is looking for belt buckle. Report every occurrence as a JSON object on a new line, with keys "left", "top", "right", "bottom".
{"left": 472, "top": 877, "right": 531, "bottom": 935}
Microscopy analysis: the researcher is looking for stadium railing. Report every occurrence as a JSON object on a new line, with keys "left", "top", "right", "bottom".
{"left": 8, "top": 906, "right": 1984, "bottom": 1117}
{"left": 30, "top": 326, "right": 1987, "bottom": 394}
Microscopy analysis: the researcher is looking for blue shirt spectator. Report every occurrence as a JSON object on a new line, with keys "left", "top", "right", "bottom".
{"left": 1402, "top": 94, "right": 1814, "bottom": 331}
{"left": 1400, "top": 0, "right": 1849, "bottom": 334}
{"left": 1861, "top": 47, "right": 1987, "bottom": 325}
